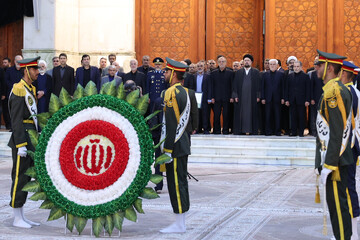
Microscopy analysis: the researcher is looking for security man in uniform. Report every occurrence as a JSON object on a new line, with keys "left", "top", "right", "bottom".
{"left": 8, "top": 57, "right": 41, "bottom": 228}
{"left": 340, "top": 60, "right": 360, "bottom": 240}
{"left": 160, "top": 57, "right": 191, "bottom": 233}
{"left": 315, "top": 50, "right": 353, "bottom": 240}
{"left": 146, "top": 57, "right": 167, "bottom": 112}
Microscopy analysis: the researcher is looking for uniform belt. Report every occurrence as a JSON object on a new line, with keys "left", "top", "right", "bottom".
{"left": 23, "top": 120, "right": 34, "bottom": 124}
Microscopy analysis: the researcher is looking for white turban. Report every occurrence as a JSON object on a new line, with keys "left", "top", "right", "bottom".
{"left": 38, "top": 60, "right": 47, "bottom": 68}
{"left": 287, "top": 56, "right": 297, "bottom": 64}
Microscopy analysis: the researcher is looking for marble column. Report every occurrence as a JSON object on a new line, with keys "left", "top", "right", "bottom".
{"left": 22, "top": 0, "right": 135, "bottom": 72}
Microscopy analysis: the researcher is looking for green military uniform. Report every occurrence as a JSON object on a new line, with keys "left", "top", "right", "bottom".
{"left": 315, "top": 50, "right": 352, "bottom": 240}
{"left": 8, "top": 57, "right": 39, "bottom": 208}
{"left": 161, "top": 57, "right": 191, "bottom": 214}
{"left": 163, "top": 82, "right": 191, "bottom": 214}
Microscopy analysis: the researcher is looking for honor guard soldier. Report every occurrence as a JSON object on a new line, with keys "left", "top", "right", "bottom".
{"left": 8, "top": 57, "right": 41, "bottom": 228}
{"left": 315, "top": 50, "right": 353, "bottom": 240}
{"left": 159, "top": 57, "right": 191, "bottom": 233}
{"left": 340, "top": 61, "right": 360, "bottom": 240}
{"left": 146, "top": 57, "right": 167, "bottom": 111}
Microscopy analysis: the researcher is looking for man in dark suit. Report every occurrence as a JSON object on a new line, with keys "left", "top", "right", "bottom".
{"left": 211, "top": 56, "right": 234, "bottom": 134}
{"left": 137, "top": 55, "right": 155, "bottom": 77}
{"left": 75, "top": 54, "right": 101, "bottom": 92}
{"left": 124, "top": 59, "right": 146, "bottom": 94}
{"left": 285, "top": 61, "right": 310, "bottom": 137}
{"left": 232, "top": 54, "right": 261, "bottom": 135}
{"left": 193, "top": 60, "right": 211, "bottom": 133}
{"left": 309, "top": 59, "right": 324, "bottom": 136}
{"left": 183, "top": 72, "right": 195, "bottom": 90}
{"left": 52, "top": 53, "right": 75, "bottom": 96}
{"left": 261, "top": 59, "right": 284, "bottom": 136}
{"left": 0, "top": 67, "right": 5, "bottom": 124}
{"left": 281, "top": 56, "right": 298, "bottom": 134}
{"left": 4, "top": 55, "right": 23, "bottom": 130}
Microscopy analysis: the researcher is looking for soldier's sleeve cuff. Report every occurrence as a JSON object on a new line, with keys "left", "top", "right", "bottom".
{"left": 16, "top": 142, "right": 28, "bottom": 148}
{"left": 323, "top": 164, "right": 338, "bottom": 171}
{"left": 163, "top": 148, "right": 173, "bottom": 153}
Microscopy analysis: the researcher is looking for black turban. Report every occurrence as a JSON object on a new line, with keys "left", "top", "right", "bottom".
{"left": 243, "top": 54, "right": 254, "bottom": 62}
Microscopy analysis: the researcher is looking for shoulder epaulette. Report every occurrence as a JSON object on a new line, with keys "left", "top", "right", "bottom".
{"left": 148, "top": 70, "right": 155, "bottom": 73}
{"left": 12, "top": 81, "right": 26, "bottom": 97}
{"left": 164, "top": 85, "right": 177, "bottom": 104}
{"left": 323, "top": 80, "right": 341, "bottom": 100}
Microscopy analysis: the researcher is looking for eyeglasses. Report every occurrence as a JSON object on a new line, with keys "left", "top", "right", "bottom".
{"left": 53, "top": 60, "right": 59, "bottom": 62}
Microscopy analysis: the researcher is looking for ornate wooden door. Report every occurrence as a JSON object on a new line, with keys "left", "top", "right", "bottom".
{"left": 135, "top": 0, "right": 264, "bottom": 67}
{"left": 0, "top": 19, "right": 23, "bottom": 62}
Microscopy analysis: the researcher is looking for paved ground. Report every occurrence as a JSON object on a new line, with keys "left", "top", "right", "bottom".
{"left": 0, "top": 156, "right": 357, "bottom": 239}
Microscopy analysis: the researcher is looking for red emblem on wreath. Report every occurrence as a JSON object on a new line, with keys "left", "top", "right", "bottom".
{"left": 59, "top": 120, "right": 130, "bottom": 190}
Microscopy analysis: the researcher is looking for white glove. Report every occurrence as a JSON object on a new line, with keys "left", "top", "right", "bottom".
{"left": 321, "top": 167, "right": 332, "bottom": 185}
{"left": 18, "top": 146, "right": 27, "bottom": 157}
{"left": 164, "top": 152, "right": 173, "bottom": 164}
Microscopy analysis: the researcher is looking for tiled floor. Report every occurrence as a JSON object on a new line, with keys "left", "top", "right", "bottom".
{"left": 0, "top": 158, "right": 353, "bottom": 239}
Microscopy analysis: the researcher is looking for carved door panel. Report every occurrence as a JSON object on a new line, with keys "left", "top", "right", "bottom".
{"left": 0, "top": 19, "right": 23, "bottom": 63}
{"left": 135, "top": 0, "right": 205, "bottom": 63}
{"left": 136, "top": 0, "right": 264, "bottom": 67}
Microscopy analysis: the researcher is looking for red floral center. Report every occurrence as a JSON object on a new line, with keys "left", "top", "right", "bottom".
{"left": 59, "top": 120, "right": 130, "bottom": 190}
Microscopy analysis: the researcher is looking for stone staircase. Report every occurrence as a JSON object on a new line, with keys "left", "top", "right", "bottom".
{"left": 0, "top": 131, "right": 11, "bottom": 160}
{"left": 189, "top": 135, "right": 316, "bottom": 167}
{"left": 0, "top": 131, "right": 316, "bottom": 167}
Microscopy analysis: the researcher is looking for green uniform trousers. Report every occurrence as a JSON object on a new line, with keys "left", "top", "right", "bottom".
{"left": 9, "top": 148, "right": 33, "bottom": 208}
{"left": 326, "top": 165, "right": 352, "bottom": 240}
{"left": 165, "top": 156, "right": 189, "bottom": 214}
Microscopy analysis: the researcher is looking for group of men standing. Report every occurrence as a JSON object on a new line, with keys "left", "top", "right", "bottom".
{"left": 172, "top": 54, "right": 323, "bottom": 138}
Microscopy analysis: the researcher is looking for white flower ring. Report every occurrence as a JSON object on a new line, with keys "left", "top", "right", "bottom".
{"left": 35, "top": 95, "right": 154, "bottom": 218}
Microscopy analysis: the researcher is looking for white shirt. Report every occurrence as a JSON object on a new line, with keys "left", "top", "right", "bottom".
{"left": 196, "top": 73, "right": 204, "bottom": 93}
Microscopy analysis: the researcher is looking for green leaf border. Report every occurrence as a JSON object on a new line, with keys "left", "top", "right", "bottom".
{"left": 34, "top": 94, "right": 154, "bottom": 219}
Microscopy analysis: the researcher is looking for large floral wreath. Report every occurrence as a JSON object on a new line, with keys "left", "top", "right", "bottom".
{"left": 23, "top": 81, "right": 171, "bottom": 237}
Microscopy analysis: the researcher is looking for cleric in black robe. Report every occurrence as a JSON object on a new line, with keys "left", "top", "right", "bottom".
{"left": 232, "top": 54, "right": 261, "bottom": 135}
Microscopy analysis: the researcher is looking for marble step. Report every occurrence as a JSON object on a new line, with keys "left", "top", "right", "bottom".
{"left": 188, "top": 154, "right": 314, "bottom": 167}
{"left": 191, "top": 135, "right": 316, "bottom": 148}
{"left": 189, "top": 135, "right": 315, "bottom": 166}
{"left": 191, "top": 145, "right": 315, "bottom": 157}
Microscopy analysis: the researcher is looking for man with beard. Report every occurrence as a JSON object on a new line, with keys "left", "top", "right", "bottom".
{"left": 261, "top": 59, "right": 284, "bottom": 136}
{"left": 194, "top": 60, "right": 211, "bottom": 133}
{"left": 124, "top": 59, "right": 146, "bottom": 92}
{"left": 138, "top": 55, "right": 155, "bottom": 76}
{"left": 285, "top": 61, "right": 310, "bottom": 137}
{"left": 232, "top": 54, "right": 261, "bottom": 135}
{"left": 159, "top": 57, "right": 190, "bottom": 233}
{"left": 281, "top": 56, "right": 298, "bottom": 135}
{"left": 207, "top": 59, "right": 217, "bottom": 72}
{"left": 232, "top": 61, "right": 240, "bottom": 71}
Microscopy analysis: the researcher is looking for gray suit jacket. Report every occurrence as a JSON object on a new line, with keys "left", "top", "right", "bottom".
{"left": 101, "top": 76, "right": 122, "bottom": 88}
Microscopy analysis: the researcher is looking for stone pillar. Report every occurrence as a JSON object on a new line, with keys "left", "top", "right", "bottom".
{"left": 22, "top": 0, "right": 135, "bottom": 72}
